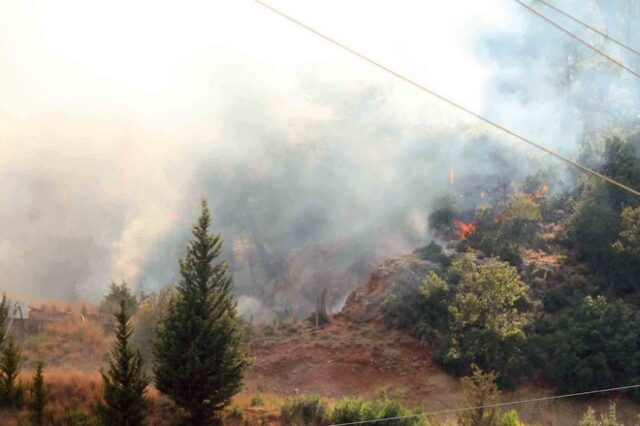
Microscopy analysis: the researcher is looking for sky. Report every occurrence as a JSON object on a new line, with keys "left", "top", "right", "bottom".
{"left": 1, "top": 0, "right": 638, "bottom": 303}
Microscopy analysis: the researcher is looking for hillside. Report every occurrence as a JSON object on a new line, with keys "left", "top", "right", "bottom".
{"left": 2, "top": 248, "right": 639, "bottom": 425}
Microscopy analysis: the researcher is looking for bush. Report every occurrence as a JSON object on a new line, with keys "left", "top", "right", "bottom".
{"left": 384, "top": 271, "right": 452, "bottom": 342}
{"left": 0, "top": 336, "right": 25, "bottom": 408}
{"left": 428, "top": 196, "right": 456, "bottom": 237}
{"left": 385, "top": 257, "right": 532, "bottom": 388}
{"left": 330, "top": 393, "right": 426, "bottom": 426}
{"left": 439, "top": 258, "right": 531, "bottom": 388}
{"left": 280, "top": 395, "right": 328, "bottom": 426}
{"left": 413, "top": 242, "right": 451, "bottom": 267}
{"left": 547, "top": 296, "right": 640, "bottom": 396}
{"left": 250, "top": 393, "right": 264, "bottom": 407}
{"left": 579, "top": 402, "right": 624, "bottom": 426}
{"left": 100, "top": 282, "right": 137, "bottom": 318}
{"left": 55, "top": 409, "right": 99, "bottom": 426}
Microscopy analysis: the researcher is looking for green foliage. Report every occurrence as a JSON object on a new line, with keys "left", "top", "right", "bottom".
{"left": 154, "top": 199, "right": 249, "bottom": 426}
{"left": 413, "top": 242, "right": 451, "bottom": 267}
{"left": 280, "top": 395, "right": 328, "bottom": 426}
{"left": 612, "top": 206, "right": 640, "bottom": 261}
{"left": 97, "top": 301, "right": 149, "bottom": 426}
{"left": 457, "top": 365, "right": 500, "bottom": 426}
{"left": 385, "top": 257, "right": 530, "bottom": 388}
{"left": 250, "top": 393, "right": 263, "bottom": 407}
{"left": 100, "top": 282, "right": 137, "bottom": 317}
{"left": 132, "top": 284, "right": 176, "bottom": 372}
{"left": 579, "top": 403, "right": 624, "bottom": 426}
{"left": 566, "top": 182, "right": 620, "bottom": 274}
{"left": 472, "top": 193, "right": 541, "bottom": 264}
{"left": 0, "top": 335, "right": 25, "bottom": 408}
{"left": 497, "top": 193, "right": 541, "bottom": 245}
{"left": 547, "top": 296, "right": 640, "bottom": 395}
{"left": 429, "top": 196, "right": 456, "bottom": 237}
{"left": 440, "top": 259, "right": 530, "bottom": 388}
{"left": 567, "top": 133, "right": 640, "bottom": 294}
{"left": 384, "top": 271, "right": 452, "bottom": 342}
{"left": 56, "top": 410, "right": 99, "bottom": 426}
{"left": 29, "top": 361, "right": 47, "bottom": 426}
{"left": 0, "top": 294, "right": 9, "bottom": 347}
{"left": 497, "top": 411, "right": 526, "bottom": 426}
{"left": 330, "top": 393, "right": 426, "bottom": 426}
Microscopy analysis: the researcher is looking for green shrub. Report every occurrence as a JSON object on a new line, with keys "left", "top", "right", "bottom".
{"left": 439, "top": 259, "right": 531, "bottom": 388}
{"left": 384, "top": 271, "right": 451, "bottom": 342}
{"left": 250, "top": 393, "right": 264, "bottom": 407}
{"left": 280, "top": 395, "right": 328, "bottom": 426}
{"left": 55, "top": 409, "right": 99, "bottom": 426}
{"left": 428, "top": 196, "right": 456, "bottom": 238}
{"left": 547, "top": 296, "right": 640, "bottom": 396}
{"left": 330, "top": 394, "right": 426, "bottom": 426}
{"left": 100, "top": 282, "right": 137, "bottom": 317}
{"left": 413, "top": 242, "right": 451, "bottom": 267}
{"left": 498, "top": 410, "right": 526, "bottom": 426}
{"left": 579, "top": 402, "right": 624, "bottom": 426}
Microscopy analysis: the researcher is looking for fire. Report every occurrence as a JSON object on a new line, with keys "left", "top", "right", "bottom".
{"left": 529, "top": 184, "right": 549, "bottom": 200}
{"left": 449, "top": 167, "right": 456, "bottom": 185}
{"left": 453, "top": 219, "right": 477, "bottom": 241}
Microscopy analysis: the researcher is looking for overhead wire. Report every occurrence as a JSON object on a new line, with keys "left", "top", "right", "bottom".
{"left": 510, "top": 0, "right": 640, "bottom": 80}
{"left": 534, "top": 0, "right": 640, "bottom": 58}
{"left": 326, "top": 383, "right": 640, "bottom": 425}
{"left": 251, "top": 0, "right": 640, "bottom": 197}
{"left": 250, "top": 4, "right": 640, "bottom": 425}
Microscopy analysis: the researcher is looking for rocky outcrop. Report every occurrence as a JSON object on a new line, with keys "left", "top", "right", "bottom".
{"left": 340, "top": 255, "right": 436, "bottom": 323}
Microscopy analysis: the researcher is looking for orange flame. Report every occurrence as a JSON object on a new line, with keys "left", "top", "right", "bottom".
{"left": 529, "top": 184, "right": 549, "bottom": 200}
{"left": 449, "top": 167, "right": 455, "bottom": 185}
{"left": 453, "top": 220, "right": 477, "bottom": 241}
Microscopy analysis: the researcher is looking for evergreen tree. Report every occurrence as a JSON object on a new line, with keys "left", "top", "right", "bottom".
{"left": 0, "top": 294, "right": 9, "bottom": 346}
{"left": 29, "top": 361, "right": 47, "bottom": 426}
{"left": 154, "top": 199, "right": 249, "bottom": 426}
{"left": 0, "top": 335, "right": 24, "bottom": 408}
{"left": 97, "top": 301, "right": 149, "bottom": 426}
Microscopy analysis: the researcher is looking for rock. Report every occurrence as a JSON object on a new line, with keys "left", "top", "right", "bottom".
{"left": 340, "top": 255, "right": 436, "bottom": 323}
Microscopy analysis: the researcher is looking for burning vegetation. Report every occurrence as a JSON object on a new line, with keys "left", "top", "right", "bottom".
{"left": 453, "top": 219, "right": 477, "bottom": 241}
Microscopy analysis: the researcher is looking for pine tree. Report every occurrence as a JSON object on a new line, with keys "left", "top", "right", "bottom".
{"left": 0, "top": 335, "right": 24, "bottom": 408}
{"left": 154, "top": 199, "right": 249, "bottom": 426}
{"left": 97, "top": 301, "right": 149, "bottom": 426}
{"left": 0, "top": 294, "right": 9, "bottom": 346}
{"left": 29, "top": 361, "right": 47, "bottom": 426}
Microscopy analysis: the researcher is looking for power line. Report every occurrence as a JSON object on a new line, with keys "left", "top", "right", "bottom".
{"left": 327, "top": 383, "right": 640, "bottom": 426}
{"left": 534, "top": 0, "right": 640, "bottom": 58}
{"left": 251, "top": 0, "right": 640, "bottom": 197}
{"left": 510, "top": 0, "right": 640, "bottom": 80}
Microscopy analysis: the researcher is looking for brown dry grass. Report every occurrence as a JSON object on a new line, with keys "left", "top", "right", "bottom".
{"left": 0, "top": 370, "right": 177, "bottom": 425}
{"left": 20, "top": 302, "right": 111, "bottom": 371}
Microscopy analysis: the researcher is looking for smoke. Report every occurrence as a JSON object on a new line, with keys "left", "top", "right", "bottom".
{"left": 1, "top": 0, "right": 639, "bottom": 312}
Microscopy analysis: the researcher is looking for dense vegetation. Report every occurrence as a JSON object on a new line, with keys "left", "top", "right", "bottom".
{"left": 387, "top": 129, "right": 640, "bottom": 395}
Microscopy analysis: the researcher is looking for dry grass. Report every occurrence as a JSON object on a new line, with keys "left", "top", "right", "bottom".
{"left": 20, "top": 302, "right": 111, "bottom": 371}
{"left": 0, "top": 370, "right": 178, "bottom": 425}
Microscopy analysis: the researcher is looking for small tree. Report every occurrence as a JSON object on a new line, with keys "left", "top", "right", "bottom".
{"left": 154, "top": 199, "right": 249, "bottom": 425}
{"left": 97, "top": 301, "right": 149, "bottom": 426}
{"left": 458, "top": 365, "right": 500, "bottom": 426}
{"left": 579, "top": 402, "right": 624, "bottom": 426}
{"left": 0, "top": 294, "right": 9, "bottom": 345}
{"left": 442, "top": 259, "right": 530, "bottom": 387}
{"left": 100, "top": 282, "right": 138, "bottom": 316}
{"left": 0, "top": 335, "right": 24, "bottom": 408}
{"left": 29, "top": 361, "right": 47, "bottom": 426}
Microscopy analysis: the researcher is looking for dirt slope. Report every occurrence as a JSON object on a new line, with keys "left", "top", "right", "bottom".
{"left": 243, "top": 252, "right": 640, "bottom": 425}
